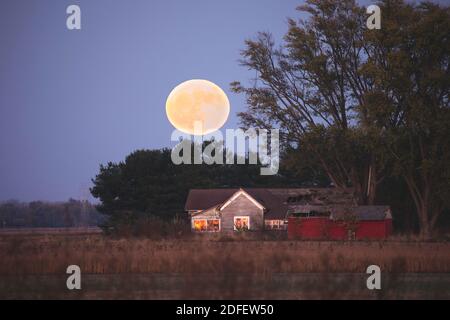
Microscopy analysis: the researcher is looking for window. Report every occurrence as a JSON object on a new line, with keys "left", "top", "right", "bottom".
{"left": 207, "top": 219, "right": 220, "bottom": 232}
{"left": 192, "top": 219, "right": 220, "bottom": 232}
{"left": 265, "top": 220, "right": 287, "bottom": 230}
{"left": 193, "top": 219, "right": 207, "bottom": 232}
{"left": 234, "top": 216, "right": 250, "bottom": 231}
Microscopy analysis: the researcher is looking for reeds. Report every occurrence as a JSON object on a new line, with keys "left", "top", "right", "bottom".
{"left": 1, "top": 235, "right": 449, "bottom": 275}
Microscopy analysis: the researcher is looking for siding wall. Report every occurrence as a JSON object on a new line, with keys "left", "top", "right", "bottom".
{"left": 287, "top": 217, "right": 393, "bottom": 240}
{"left": 220, "top": 194, "right": 264, "bottom": 231}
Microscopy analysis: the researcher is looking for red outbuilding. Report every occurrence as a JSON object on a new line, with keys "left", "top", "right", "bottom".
{"left": 288, "top": 206, "right": 393, "bottom": 240}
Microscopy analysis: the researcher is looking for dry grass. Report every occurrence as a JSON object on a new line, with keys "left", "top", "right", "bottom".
{"left": 1, "top": 234, "right": 449, "bottom": 275}
{"left": 1, "top": 233, "right": 449, "bottom": 299}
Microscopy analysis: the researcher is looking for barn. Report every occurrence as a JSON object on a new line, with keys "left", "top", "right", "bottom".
{"left": 184, "top": 188, "right": 392, "bottom": 239}
{"left": 287, "top": 205, "right": 393, "bottom": 240}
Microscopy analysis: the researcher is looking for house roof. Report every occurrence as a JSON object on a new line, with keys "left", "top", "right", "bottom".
{"left": 185, "top": 188, "right": 354, "bottom": 220}
{"left": 335, "top": 206, "right": 392, "bottom": 221}
{"left": 220, "top": 189, "right": 266, "bottom": 211}
{"left": 191, "top": 204, "right": 221, "bottom": 218}
{"left": 185, "top": 189, "right": 238, "bottom": 211}
{"left": 271, "top": 188, "right": 356, "bottom": 206}
{"left": 288, "top": 205, "right": 391, "bottom": 221}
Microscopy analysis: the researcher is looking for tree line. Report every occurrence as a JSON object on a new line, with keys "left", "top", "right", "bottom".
{"left": 0, "top": 199, "right": 104, "bottom": 228}
{"left": 90, "top": 147, "right": 311, "bottom": 233}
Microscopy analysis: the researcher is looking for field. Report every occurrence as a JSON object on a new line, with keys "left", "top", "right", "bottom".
{"left": 0, "top": 229, "right": 449, "bottom": 299}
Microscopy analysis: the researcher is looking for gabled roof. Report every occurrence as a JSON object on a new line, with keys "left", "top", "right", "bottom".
{"left": 185, "top": 188, "right": 351, "bottom": 220}
{"left": 220, "top": 189, "right": 265, "bottom": 211}
{"left": 185, "top": 188, "right": 390, "bottom": 221}
{"left": 185, "top": 188, "right": 289, "bottom": 219}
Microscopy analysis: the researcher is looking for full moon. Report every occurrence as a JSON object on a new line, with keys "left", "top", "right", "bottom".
{"left": 166, "top": 79, "right": 230, "bottom": 135}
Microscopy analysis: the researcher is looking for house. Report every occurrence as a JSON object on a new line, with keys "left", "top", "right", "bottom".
{"left": 184, "top": 187, "right": 393, "bottom": 239}
{"left": 185, "top": 188, "right": 288, "bottom": 232}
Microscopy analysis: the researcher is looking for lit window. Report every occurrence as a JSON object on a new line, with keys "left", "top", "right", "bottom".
{"left": 234, "top": 216, "right": 250, "bottom": 231}
{"left": 207, "top": 219, "right": 220, "bottom": 232}
{"left": 193, "top": 219, "right": 220, "bottom": 232}
{"left": 193, "top": 219, "right": 207, "bottom": 232}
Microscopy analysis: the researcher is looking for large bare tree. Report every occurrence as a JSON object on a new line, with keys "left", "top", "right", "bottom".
{"left": 232, "top": 0, "right": 450, "bottom": 237}
{"left": 232, "top": 0, "right": 388, "bottom": 204}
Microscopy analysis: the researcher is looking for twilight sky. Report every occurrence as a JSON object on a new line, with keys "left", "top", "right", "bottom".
{"left": 0, "top": 0, "right": 420, "bottom": 202}
{"left": 0, "top": 0, "right": 308, "bottom": 201}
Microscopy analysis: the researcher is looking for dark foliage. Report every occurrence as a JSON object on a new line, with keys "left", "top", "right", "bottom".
{"left": 90, "top": 143, "right": 326, "bottom": 232}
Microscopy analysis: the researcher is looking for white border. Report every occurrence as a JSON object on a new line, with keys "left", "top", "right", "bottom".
{"left": 220, "top": 189, "right": 265, "bottom": 211}
{"left": 191, "top": 218, "right": 221, "bottom": 232}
